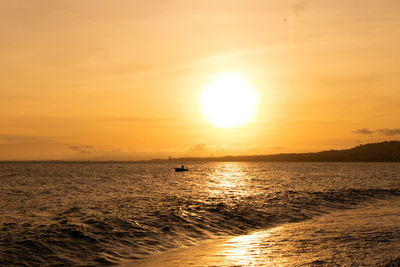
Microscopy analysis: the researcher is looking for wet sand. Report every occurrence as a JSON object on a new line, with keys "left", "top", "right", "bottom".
{"left": 124, "top": 197, "right": 400, "bottom": 266}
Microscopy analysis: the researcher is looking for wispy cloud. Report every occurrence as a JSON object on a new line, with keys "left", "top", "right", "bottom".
{"left": 377, "top": 128, "right": 400, "bottom": 136}
{"left": 353, "top": 128, "right": 400, "bottom": 136}
{"left": 67, "top": 145, "right": 169, "bottom": 161}
{"left": 185, "top": 140, "right": 285, "bottom": 157}
{"left": 98, "top": 117, "right": 171, "bottom": 123}
{"left": 186, "top": 141, "right": 226, "bottom": 155}
{"left": 188, "top": 141, "right": 209, "bottom": 152}
{"left": 69, "top": 145, "right": 95, "bottom": 154}
{"left": 352, "top": 128, "right": 374, "bottom": 135}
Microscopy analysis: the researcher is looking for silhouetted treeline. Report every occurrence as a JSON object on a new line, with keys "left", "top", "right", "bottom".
{"left": 160, "top": 141, "right": 400, "bottom": 162}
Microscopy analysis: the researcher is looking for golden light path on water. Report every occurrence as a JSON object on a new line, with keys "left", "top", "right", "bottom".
{"left": 125, "top": 162, "right": 400, "bottom": 267}
{"left": 206, "top": 163, "right": 253, "bottom": 198}
{"left": 132, "top": 196, "right": 400, "bottom": 266}
{"left": 222, "top": 230, "right": 281, "bottom": 266}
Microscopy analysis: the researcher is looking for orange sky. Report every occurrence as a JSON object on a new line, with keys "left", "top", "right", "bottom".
{"left": 1, "top": 0, "right": 400, "bottom": 160}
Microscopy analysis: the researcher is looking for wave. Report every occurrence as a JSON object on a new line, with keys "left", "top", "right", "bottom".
{"left": 1, "top": 188, "right": 399, "bottom": 266}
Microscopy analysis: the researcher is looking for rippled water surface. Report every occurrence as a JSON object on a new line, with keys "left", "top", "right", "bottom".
{"left": 1, "top": 162, "right": 399, "bottom": 266}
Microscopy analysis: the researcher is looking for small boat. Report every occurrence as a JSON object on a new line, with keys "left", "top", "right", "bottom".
{"left": 175, "top": 166, "right": 189, "bottom": 172}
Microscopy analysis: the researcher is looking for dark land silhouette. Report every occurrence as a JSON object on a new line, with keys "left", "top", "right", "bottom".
{"left": 156, "top": 141, "right": 400, "bottom": 162}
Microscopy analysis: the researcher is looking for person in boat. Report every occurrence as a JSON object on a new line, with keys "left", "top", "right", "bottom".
{"left": 175, "top": 165, "right": 188, "bottom": 171}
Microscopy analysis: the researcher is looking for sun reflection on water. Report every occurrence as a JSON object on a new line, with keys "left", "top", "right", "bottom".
{"left": 224, "top": 232, "right": 268, "bottom": 266}
{"left": 207, "top": 162, "right": 252, "bottom": 198}
{"left": 218, "top": 228, "right": 289, "bottom": 266}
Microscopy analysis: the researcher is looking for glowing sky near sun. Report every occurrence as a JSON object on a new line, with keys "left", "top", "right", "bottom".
{"left": 1, "top": 0, "right": 400, "bottom": 160}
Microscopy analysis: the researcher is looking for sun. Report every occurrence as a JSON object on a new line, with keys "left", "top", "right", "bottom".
{"left": 201, "top": 72, "right": 259, "bottom": 128}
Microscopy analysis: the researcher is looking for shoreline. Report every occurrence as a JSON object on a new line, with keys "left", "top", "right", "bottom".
{"left": 122, "top": 197, "right": 400, "bottom": 266}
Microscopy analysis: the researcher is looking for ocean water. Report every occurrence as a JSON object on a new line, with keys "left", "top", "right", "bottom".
{"left": 0, "top": 162, "right": 399, "bottom": 266}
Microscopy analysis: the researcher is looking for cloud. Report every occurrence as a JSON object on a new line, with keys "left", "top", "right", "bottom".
{"left": 188, "top": 141, "right": 209, "bottom": 152}
{"left": 352, "top": 128, "right": 374, "bottom": 135}
{"left": 377, "top": 128, "right": 400, "bottom": 136}
{"left": 98, "top": 117, "right": 171, "bottom": 123}
{"left": 186, "top": 141, "right": 230, "bottom": 154}
{"left": 67, "top": 145, "right": 170, "bottom": 161}
{"left": 69, "top": 145, "right": 95, "bottom": 154}
{"left": 184, "top": 141, "right": 286, "bottom": 157}
{"left": 69, "top": 145, "right": 122, "bottom": 156}
{"left": 353, "top": 128, "right": 400, "bottom": 136}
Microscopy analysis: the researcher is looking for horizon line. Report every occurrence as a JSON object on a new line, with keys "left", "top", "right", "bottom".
{"left": 0, "top": 140, "right": 398, "bottom": 162}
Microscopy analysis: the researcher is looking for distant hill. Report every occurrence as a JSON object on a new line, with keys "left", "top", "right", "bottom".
{"left": 158, "top": 141, "right": 400, "bottom": 162}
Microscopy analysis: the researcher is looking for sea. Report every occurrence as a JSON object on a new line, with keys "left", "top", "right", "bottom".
{"left": 0, "top": 162, "right": 399, "bottom": 266}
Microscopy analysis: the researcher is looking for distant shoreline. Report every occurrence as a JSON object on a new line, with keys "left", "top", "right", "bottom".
{"left": 157, "top": 140, "right": 400, "bottom": 162}
{"left": 1, "top": 141, "right": 399, "bottom": 163}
